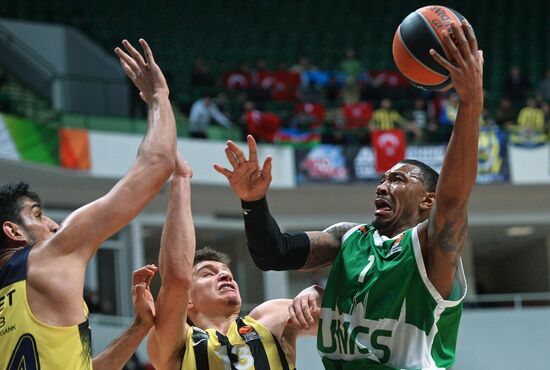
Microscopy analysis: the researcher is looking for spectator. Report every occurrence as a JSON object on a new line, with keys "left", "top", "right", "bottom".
{"left": 510, "top": 97, "right": 546, "bottom": 145}
{"left": 516, "top": 96, "right": 545, "bottom": 132}
{"left": 188, "top": 95, "right": 233, "bottom": 139}
{"left": 290, "top": 56, "right": 318, "bottom": 94}
{"left": 298, "top": 79, "right": 324, "bottom": 103}
{"left": 190, "top": 58, "right": 214, "bottom": 87}
{"left": 251, "top": 57, "right": 268, "bottom": 86}
{"left": 289, "top": 56, "right": 316, "bottom": 74}
{"left": 241, "top": 101, "right": 281, "bottom": 143}
{"left": 536, "top": 68, "right": 550, "bottom": 103}
{"left": 321, "top": 108, "right": 347, "bottom": 145}
{"left": 407, "top": 98, "right": 436, "bottom": 143}
{"left": 369, "top": 98, "right": 407, "bottom": 131}
{"left": 324, "top": 74, "right": 341, "bottom": 103}
{"left": 503, "top": 65, "right": 530, "bottom": 103}
{"left": 243, "top": 59, "right": 271, "bottom": 103}
{"left": 438, "top": 92, "right": 459, "bottom": 142}
{"left": 359, "top": 70, "right": 382, "bottom": 101}
{"left": 339, "top": 48, "right": 363, "bottom": 103}
{"left": 494, "top": 98, "right": 517, "bottom": 129}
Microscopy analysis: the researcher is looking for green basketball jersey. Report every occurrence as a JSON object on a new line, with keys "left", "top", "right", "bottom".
{"left": 318, "top": 224, "right": 466, "bottom": 370}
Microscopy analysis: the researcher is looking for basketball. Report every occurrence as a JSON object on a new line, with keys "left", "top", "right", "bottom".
{"left": 392, "top": 5, "right": 469, "bottom": 91}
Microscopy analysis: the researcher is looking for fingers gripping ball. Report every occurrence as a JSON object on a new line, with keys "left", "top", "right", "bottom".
{"left": 392, "top": 5, "right": 471, "bottom": 90}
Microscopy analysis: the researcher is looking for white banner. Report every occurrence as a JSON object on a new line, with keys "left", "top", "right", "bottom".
{"left": 89, "top": 132, "right": 295, "bottom": 188}
{"left": 508, "top": 143, "right": 550, "bottom": 184}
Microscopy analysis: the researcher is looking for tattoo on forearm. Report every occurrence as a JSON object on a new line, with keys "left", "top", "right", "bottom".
{"left": 301, "top": 222, "right": 359, "bottom": 270}
{"left": 434, "top": 219, "right": 468, "bottom": 253}
{"left": 323, "top": 222, "right": 360, "bottom": 240}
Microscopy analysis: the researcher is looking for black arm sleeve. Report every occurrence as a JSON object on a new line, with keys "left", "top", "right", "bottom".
{"left": 241, "top": 197, "right": 310, "bottom": 271}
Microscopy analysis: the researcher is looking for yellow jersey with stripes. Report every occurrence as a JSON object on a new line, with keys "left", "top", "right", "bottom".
{"left": 517, "top": 107, "right": 545, "bottom": 131}
{"left": 370, "top": 109, "right": 404, "bottom": 131}
{"left": 181, "top": 315, "right": 295, "bottom": 370}
{"left": 0, "top": 246, "right": 92, "bottom": 370}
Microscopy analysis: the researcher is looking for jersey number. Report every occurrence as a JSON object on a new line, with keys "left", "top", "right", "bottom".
{"left": 215, "top": 345, "right": 254, "bottom": 370}
{"left": 357, "top": 255, "right": 375, "bottom": 283}
{"left": 7, "top": 333, "right": 41, "bottom": 370}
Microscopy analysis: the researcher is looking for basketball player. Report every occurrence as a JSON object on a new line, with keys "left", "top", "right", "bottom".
{"left": 147, "top": 153, "right": 317, "bottom": 370}
{"left": 0, "top": 38, "right": 176, "bottom": 369}
{"left": 215, "top": 21, "right": 483, "bottom": 369}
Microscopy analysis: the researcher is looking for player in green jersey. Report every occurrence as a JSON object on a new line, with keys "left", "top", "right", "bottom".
{"left": 215, "top": 21, "right": 482, "bottom": 369}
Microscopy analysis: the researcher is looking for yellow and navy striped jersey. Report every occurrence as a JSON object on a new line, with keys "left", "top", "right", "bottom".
{"left": 517, "top": 107, "right": 545, "bottom": 131}
{"left": 370, "top": 109, "right": 405, "bottom": 131}
{"left": 0, "top": 246, "right": 92, "bottom": 370}
{"left": 182, "top": 315, "right": 295, "bottom": 370}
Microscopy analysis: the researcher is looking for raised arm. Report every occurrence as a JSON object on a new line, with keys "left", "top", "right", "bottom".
{"left": 92, "top": 265, "right": 157, "bottom": 370}
{"left": 286, "top": 284, "right": 324, "bottom": 335}
{"left": 148, "top": 153, "right": 194, "bottom": 370}
{"left": 249, "top": 286, "right": 324, "bottom": 365}
{"left": 49, "top": 39, "right": 176, "bottom": 262}
{"left": 214, "top": 136, "right": 355, "bottom": 271}
{"left": 421, "top": 21, "right": 484, "bottom": 298}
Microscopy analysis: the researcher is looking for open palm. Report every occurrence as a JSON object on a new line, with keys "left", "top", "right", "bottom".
{"left": 214, "top": 135, "right": 273, "bottom": 201}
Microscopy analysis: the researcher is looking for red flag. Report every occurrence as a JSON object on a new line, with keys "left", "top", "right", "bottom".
{"left": 342, "top": 102, "right": 373, "bottom": 128}
{"left": 370, "top": 70, "right": 409, "bottom": 88}
{"left": 371, "top": 129, "right": 406, "bottom": 173}
{"left": 223, "top": 71, "right": 252, "bottom": 89}
{"left": 259, "top": 71, "right": 300, "bottom": 101}
{"left": 295, "top": 102, "right": 325, "bottom": 127}
{"left": 245, "top": 110, "right": 281, "bottom": 143}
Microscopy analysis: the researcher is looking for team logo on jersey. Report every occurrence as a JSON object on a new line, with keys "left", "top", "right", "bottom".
{"left": 192, "top": 328, "right": 209, "bottom": 346}
{"left": 387, "top": 233, "right": 404, "bottom": 257}
{"left": 238, "top": 325, "right": 262, "bottom": 343}
{"left": 358, "top": 225, "right": 369, "bottom": 234}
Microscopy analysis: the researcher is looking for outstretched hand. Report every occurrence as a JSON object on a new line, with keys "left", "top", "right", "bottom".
{"left": 214, "top": 135, "right": 273, "bottom": 201}
{"left": 131, "top": 264, "right": 157, "bottom": 329}
{"left": 430, "top": 21, "right": 484, "bottom": 106}
{"left": 115, "top": 39, "right": 169, "bottom": 104}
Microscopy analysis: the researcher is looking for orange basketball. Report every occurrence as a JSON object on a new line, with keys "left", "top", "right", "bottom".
{"left": 392, "top": 5, "right": 469, "bottom": 91}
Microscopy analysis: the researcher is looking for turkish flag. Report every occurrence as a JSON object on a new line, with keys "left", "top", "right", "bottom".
{"left": 295, "top": 102, "right": 325, "bottom": 127}
{"left": 258, "top": 71, "right": 300, "bottom": 101}
{"left": 223, "top": 71, "right": 252, "bottom": 89}
{"left": 342, "top": 102, "right": 373, "bottom": 128}
{"left": 370, "top": 70, "right": 409, "bottom": 87}
{"left": 371, "top": 129, "right": 406, "bottom": 173}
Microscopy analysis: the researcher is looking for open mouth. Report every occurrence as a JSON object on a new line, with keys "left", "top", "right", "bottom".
{"left": 218, "top": 283, "right": 236, "bottom": 293}
{"left": 374, "top": 198, "right": 393, "bottom": 217}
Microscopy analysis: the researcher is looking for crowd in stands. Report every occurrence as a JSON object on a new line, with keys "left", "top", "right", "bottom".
{"left": 0, "top": 50, "right": 548, "bottom": 148}
{"left": 185, "top": 49, "right": 550, "bottom": 147}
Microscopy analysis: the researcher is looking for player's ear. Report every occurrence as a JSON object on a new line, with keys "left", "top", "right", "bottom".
{"left": 420, "top": 192, "right": 435, "bottom": 211}
{"left": 3, "top": 221, "right": 27, "bottom": 243}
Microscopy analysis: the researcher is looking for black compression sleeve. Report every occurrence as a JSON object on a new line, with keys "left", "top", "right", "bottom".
{"left": 241, "top": 197, "right": 310, "bottom": 271}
